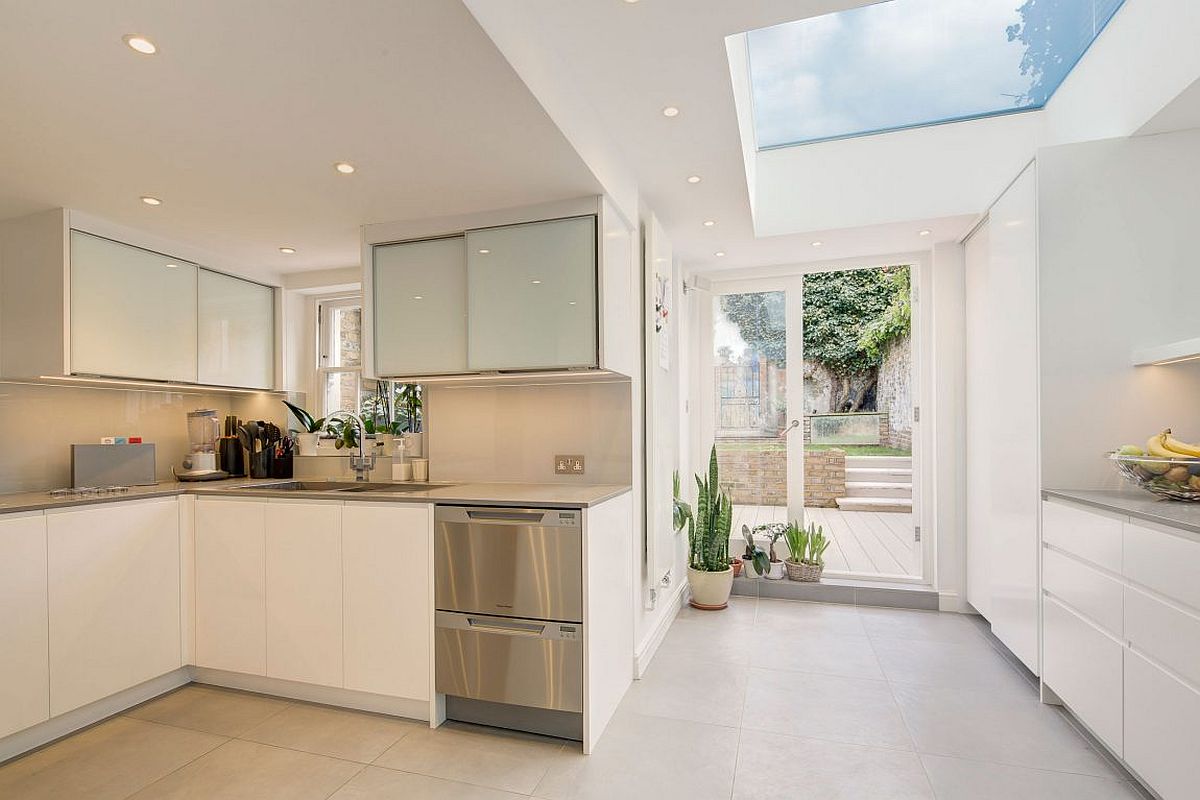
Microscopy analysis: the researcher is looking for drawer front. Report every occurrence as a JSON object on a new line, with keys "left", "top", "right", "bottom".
{"left": 1124, "top": 649, "right": 1200, "bottom": 800}
{"left": 1042, "top": 597, "right": 1123, "bottom": 755}
{"left": 1124, "top": 522, "right": 1200, "bottom": 611}
{"left": 1042, "top": 547, "right": 1123, "bottom": 635}
{"left": 1126, "top": 586, "right": 1200, "bottom": 689}
{"left": 1042, "top": 500, "right": 1122, "bottom": 571}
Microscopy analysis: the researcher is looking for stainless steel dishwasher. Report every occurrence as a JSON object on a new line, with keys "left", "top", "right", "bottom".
{"left": 433, "top": 505, "right": 584, "bottom": 740}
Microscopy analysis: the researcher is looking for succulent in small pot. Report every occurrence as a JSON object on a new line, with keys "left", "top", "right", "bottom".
{"left": 753, "top": 522, "right": 789, "bottom": 580}
{"left": 784, "top": 521, "right": 831, "bottom": 582}
{"left": 740, "top": 524, "right": 769, "bottom": 579}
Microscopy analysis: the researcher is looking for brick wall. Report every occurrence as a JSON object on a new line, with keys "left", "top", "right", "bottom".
{"left": 804, "top": 448, "right": 846, "bottom": 508}
{"left": 714, "top": 441, "right": 846, "bottom": 508}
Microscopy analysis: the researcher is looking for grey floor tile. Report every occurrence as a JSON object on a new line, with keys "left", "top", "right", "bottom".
{"left": 655, "top": 617, "right": 756, "bottom": 666}
{"left": 751, "top": 629, "right": 884, "bottom": 679}
{"left": 742, "top": 666, "right": 913, "bottom": 750}
{"left": 125, "top": 684, "right": 292, "bottom": 737}
{"left": 893, "top": 683, "right": 1123, "bottom": 778}
{"left": 534, "top": 710, "right": 740, "bottom": 800}
{"left": 859, "top": 606, "right": 990, "bottom": 645}
{"left": 677, "top": 594, "right": 757, "bottom": 626}
{"left": 240, "top": 702, "right": 420, "bottom": 763}
{"left": 330, "top": 765, "right": 525, "bottom": 799}
{"left": 735, "top": 729, "right": 934, "bottom": 799}
{"left": 129, "top": 738, "right": 362, "bottom": 799}
{"left": 755, "top": 598, "right": 868, "bottom": 637}
{"left": 0, "top": 717, "right": 225, "bottom": 800}
{"left": 374, "top": 723, "right": 565, "bottom": 795}
{"left": 871, "top": 636, "right": 1036, "bottom": 695}
{"left": 623, "top": 651, "right": 747, "bottom": 727}
{"left": 921, "top": 754, "right": 1145, "bottom": 799}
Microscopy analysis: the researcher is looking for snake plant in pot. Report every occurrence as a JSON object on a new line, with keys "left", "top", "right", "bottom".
{"left": 686, "top": 445, "right": 734, "bottom": 610}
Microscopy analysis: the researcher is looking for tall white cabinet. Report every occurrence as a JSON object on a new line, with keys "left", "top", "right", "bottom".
{"left": 964, "top": 162, "right": 1041, "bottom": 673}
{"left": 70, "top": 231, "right": 200, "bottom": 383}
{"left": 0, "top": 513, "right": 49, "bottom": 738}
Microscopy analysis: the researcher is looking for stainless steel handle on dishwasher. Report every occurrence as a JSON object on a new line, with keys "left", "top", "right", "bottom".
{"left": 466, "top": 509, "right": 546, "bottom": 522}
{"left": 467, "top": 618, "right": 546, "bottom": 637}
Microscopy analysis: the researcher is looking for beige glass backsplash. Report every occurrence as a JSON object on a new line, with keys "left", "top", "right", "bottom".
{"left": 424, "top": 381, "right": 633, "bottom": 485}
{"left": 0, "top": 381, "right": 293, "bottom": 493}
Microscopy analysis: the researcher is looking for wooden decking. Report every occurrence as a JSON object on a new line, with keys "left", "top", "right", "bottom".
{"left": 732, "top": 504, "right": 919, "bottom": 579}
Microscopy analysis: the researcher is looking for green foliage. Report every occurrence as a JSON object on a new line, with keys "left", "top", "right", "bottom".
{"left": 801, "top": 266, "right": 908, "bottom": 376}
{"left": 282, "top": 400, "right": 325, "bottom": 434}
{"left": 688, "top": 446, "right": 732, "bottom": 572}
{"left": 741, "top": 525, "right": 770, "bottom": 576}
{"left": 718, "top": 292, "right": 787, "bottom": 366}
{"left": 857, "top": 267, "right": 911, "bottom": 360}
{"left": 784, "top": 521, "right": 832, "bottom": 567}
{"left": 326, "top": 419, "right": 359, "bottom": 450}
{"left": 394, "top": 384, "right": 423, "bottom": 434}
{"left": 672, "top": 470, "right": 692, "bottom": 534}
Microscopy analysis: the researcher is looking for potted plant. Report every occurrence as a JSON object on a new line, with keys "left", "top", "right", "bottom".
{"left": 685, "top": 445, "right": 734, "bottom": 610}
{"left": 784, "top": 521, "right": 831, "bottom": 582}
{"left": 740, "top": 524, "right": 769, "bottom": 579}
{"left": 755, "top": 522, "right": 789, "bottom": 580}
{"left": 282, "top": 400, "right": 325, "bottom": 456}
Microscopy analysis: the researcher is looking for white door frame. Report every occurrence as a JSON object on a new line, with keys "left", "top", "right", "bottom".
{"left": 697, "top": 255, "right": 931, "bottom": 585}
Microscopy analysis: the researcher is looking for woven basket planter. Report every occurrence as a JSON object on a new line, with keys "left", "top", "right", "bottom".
{"left": 785, "top": 559, "right": 824, "bottom": 582}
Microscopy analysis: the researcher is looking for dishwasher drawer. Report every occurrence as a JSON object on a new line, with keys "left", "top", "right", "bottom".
{"left": 435, "top": 611, "right": 583, "bottom": 713}
{"left": 434, "top": 506, "right": 582, "bottom": 622}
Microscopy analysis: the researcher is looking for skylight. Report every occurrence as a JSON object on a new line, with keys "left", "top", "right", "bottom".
{"left": 747, "top": 0, "right": 1127, "bottom": 149}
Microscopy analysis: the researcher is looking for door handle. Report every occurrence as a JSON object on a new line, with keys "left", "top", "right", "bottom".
{"left": 465, "top": 510, "right": 545, "bottom": 522}
{"left": 466, "top": 617, "right": 546, "bottom": 637}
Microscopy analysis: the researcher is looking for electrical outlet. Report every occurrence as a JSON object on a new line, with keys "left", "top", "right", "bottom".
{"left": 554, "top": 455, "right": 585, "bottom": 475}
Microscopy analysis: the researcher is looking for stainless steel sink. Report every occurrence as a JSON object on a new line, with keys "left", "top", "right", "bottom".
{"left": 238, "top": 481, "right": 441, "bottom": 493}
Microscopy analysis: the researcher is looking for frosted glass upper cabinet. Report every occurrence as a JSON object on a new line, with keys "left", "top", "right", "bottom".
{"left": 374, "top": 236, "right": 468, "bottom": 377}
{"left": 466, "top": 216, "right": 598, "bottom": 371}
{"left": 70, "top": 230, "right": 199, "bottom": 383}
{"left": 198, "top": 269, "right": 275, "bottom": 388}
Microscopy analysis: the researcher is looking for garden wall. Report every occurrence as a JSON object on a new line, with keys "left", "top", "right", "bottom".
{"left": 876, "top": 335, "right": 912, "bottom": 450}
{"left": 714, "top": 440, "right": 846, "bottom": 508}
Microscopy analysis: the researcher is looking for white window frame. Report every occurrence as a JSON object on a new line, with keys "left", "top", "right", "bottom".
{"left": 316, "top": 295, "right": 363, "bottom": 417}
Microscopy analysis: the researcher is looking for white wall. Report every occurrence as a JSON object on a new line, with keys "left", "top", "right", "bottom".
{"left": 1038, "top": 129, "right": 1200, "bottom": 488}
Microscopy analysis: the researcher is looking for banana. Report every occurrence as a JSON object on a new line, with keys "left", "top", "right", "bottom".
{"left": 1161, "top": 428, "right": 1200, "bottom": 458}
{"left": 1146, "top": 432, "right": 1180, "bottom": 459}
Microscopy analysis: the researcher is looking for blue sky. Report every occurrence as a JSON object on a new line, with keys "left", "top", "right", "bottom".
{"left": 748, "top": 0, "right": 1124, "bottom": 148}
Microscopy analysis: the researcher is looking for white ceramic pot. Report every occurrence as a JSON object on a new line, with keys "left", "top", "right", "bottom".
{"left": 401, "top": 432, "right": 424, "bottom": 458}
{"left": 377, "top": 433, "right": 395, "bottom": 456}
{"left": 687, "top": 566, "right": 734, "bottom": 610}
{"left": 297, "top": 432, "right": 319, "bottom": 456}
{"left": 765, "top": 561, "right": 787, "bottom": 580}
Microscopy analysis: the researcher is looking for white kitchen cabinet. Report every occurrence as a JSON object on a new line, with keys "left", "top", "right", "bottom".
{"left": 1042, "top": 548, "right": 1123, "bottom": 635}
{"left": 195, "top": 498, "right": 266, "bottom": 675}
{"left": 198, "top": 268, "right": 275, "bottom": 388}
{"left": 966, "top": 164, "right": 1040, "bottom": 674}
{"left": 1123, "top": 520, "right": 1200, "bottom": 611}
{"left": 374, "top": 237, "right": 468, "bottom": 376}
{"left": 342, "top": 503, "right": 431, "bottom": 699}
{"left": 1042, "top": 596, "right": 1123, "bottom": 754}
{"left": 466, "top": 216, "right": 597, "bottom": 371}
{"left": 1125, "top": 585, "right": 1200, "bottom": 689}
{"left": 0, "top": 513, "right": 49, "bottom": 738}
{"left": 265, "top": 501, "right": 343, "bottom": 686}
{"left": 46, "top": 498, "right": 181, "bottom": 716}
{"left": 70, "top": 230, "right": 199, "bottom": 383}
{"left": 1041, "top": 499, "right": 1123, "bottom": 572}
{"left": 1124, "top": 649, "right": 1200, "bottom": 800}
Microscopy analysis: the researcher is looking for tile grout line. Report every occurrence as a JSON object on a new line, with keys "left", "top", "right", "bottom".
{"left": 321, "top": 761, "right": 369, "bottom": 800}
{"left": 116, "top": 734, "right": 237, "bottom": 800}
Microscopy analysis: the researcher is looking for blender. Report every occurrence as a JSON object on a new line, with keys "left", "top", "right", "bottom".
{"left": 172, "top": 409, "right": 229, "bottom": 481}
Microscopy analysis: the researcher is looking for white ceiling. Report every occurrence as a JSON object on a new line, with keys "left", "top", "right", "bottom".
{"left": 0, "top": 0, "right": 600, "bottom": 280}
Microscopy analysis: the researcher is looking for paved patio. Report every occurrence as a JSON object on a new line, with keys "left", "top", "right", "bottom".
{"left": 732, "top": 504, "right": 920, "bottom": 579}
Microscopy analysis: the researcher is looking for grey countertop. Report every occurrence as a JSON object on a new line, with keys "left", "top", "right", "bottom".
{"left": 0, "top": 478, "right": 631, "bottom": 515}
{"left": 1043, "top": 488, "right": 1200, "bottom": 535}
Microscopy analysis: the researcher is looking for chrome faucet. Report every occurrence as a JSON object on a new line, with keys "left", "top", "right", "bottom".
{"left": 326, "top": 411, "right": 376, "bottom": 481}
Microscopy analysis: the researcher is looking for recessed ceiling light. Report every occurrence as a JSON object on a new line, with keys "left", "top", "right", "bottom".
{"left": 703, "top": 220, "right": 715, "bottom": 227}
{"left": 919, "top": 229, "right": 932, "bottom": 237}
{"left": 477, "top": 249, "right": 490, "bottom": 254}
{"left": 568, "top": 300, "right": 577, "bottom": 305}
{"left": 122, "top": 34, "right": 157, "bottom": 55}
{"left": 140, "top": 195, "right": 162, "bottom": 206}
{"left": 811, "top": 240, "right": 824, "bottom": 247}
{"left": 279, "top": 247, "right": 296, "bottom": 254}
{"left": 412, "top": 295, "right": 423, "bottom": 300}
{"left": 687, "top": 175, "right": 701, "bottom": 184}
{"left": 662, "top": 106, "right": 680, "bottom": 118}
{"left": 334, "top": 161, "right": 356, "bottom": 174}
{"left": 164, "top": 263, "right": 178, "bottom": 269}
{"left": 623, "top": 0, "right": 641, "bottom": 4}
{"left": 531, "top": 279, "right": 542, "bottom": 285}
{"left": 715, "top": 251, "right": 726, "bottom": 257}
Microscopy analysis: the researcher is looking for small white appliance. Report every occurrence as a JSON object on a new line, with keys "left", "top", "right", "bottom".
{"left": 173, "top": 409, "right": 229, "bottom": 481}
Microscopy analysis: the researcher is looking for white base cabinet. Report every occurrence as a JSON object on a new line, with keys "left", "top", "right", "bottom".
{"left": 0, "top": 513, "right": 49, "bottom": 738}
{"left": 46, "top": 498, "right": 181, "bottom": 716}
{"left": 1124, "top": 649, "right": 1200, "bottom": 799}
{"left": 1042, "top": 596, "right": 1123, "bottom": 753}
{"left": 195, "top": 498, "right": 267, "bottom": 675}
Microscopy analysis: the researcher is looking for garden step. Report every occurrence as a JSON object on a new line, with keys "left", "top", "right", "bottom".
{"left": 844, "top": 456, "right": 912, "bottom": 469}
{"left": 846, "top": 467, "right": 912, "bottom": 482}
{"left": 835, "top": 497, "right": 914, "bottom": 513}
{"left": 845, "top": 481, "right": 912, "bottom": 498}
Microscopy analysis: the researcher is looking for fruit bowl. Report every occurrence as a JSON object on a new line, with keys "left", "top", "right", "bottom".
{"left": 1108, "top": 453, "right": 1200, "bottom": 501}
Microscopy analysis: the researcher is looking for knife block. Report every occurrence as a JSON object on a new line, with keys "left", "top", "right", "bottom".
{"left": 247, "top": 447, "right": 273, "bottom": 479}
